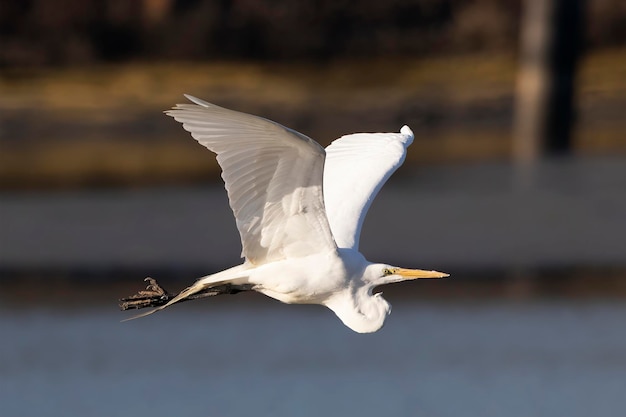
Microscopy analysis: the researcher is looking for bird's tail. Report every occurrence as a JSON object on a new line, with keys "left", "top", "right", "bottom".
{"left": 121, "top": 265, "right": 249, "bottom": 321}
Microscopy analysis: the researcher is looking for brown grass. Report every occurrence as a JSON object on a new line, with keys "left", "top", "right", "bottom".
{"left": 1, "top": 49, "right": 625, "bottom": 189}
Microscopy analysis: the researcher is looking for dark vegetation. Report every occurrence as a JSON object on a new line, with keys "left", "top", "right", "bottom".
{"left": 1, "top": 0, "right": 624, "bottom": 68}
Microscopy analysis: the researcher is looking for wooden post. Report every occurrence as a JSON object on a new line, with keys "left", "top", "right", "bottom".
{"left": 513, "top": 0, "right": 584, "bottom": 166}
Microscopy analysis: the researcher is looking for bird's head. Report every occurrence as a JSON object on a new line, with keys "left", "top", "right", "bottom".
{"left": 365, "top": 263, "right": 449, "bottom": 287}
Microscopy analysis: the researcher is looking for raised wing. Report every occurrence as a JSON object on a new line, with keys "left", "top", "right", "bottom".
{"left": 166, "top": 95, "right": 336, "bottom": 264}
{"left": 323, "top": 126, "right": 414, "bottom": 250}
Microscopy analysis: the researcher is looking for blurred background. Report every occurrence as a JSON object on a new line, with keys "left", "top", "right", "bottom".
{"left": 1, "top": 1, "right": 625, "bottom": 416}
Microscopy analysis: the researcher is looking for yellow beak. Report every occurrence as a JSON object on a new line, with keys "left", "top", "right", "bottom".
{"left": 394, "top": 268, "right": 449, "bottom": 279}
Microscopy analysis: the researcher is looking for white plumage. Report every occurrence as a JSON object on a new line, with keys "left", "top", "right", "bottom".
{"left": 324, "top": 126, "right": 414, "bottom": 249}
{"left": 126, "top": 95, "right": 448, "bottom": 333}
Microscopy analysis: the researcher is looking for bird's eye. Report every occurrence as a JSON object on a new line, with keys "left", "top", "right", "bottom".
{"left": 383, "top": 268, "right": 394, "bottom": 276}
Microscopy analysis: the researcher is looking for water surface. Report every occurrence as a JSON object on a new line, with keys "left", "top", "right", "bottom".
{"left": 2, "top": 300, "right": 625, "bottom": 417}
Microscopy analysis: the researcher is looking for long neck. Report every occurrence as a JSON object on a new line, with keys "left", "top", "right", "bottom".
{"left": 325, "top": 287, "right": 390, "bottom": 333}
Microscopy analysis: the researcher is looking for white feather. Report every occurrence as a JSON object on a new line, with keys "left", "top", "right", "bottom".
{"left": 323, "top": 126, "right": 414, "bottom": 249}
{"left": 165, "top": 96, "right": 336, "bottom": 264}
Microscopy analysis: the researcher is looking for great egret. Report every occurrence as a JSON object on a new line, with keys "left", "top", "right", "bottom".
{"left": 121, "top": 95, "right": 448, "bottom": 333}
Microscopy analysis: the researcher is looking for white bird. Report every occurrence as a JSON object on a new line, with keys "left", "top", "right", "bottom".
{"left": 122, "top": 95, "right": 448, "bottom": 333}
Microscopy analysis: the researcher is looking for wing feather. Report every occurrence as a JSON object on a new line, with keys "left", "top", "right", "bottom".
{"left": 323, "top": 126, "right": 414, "bottom": 249}
{"left": 165, "top": 96, "right": 336, "bottom": 264}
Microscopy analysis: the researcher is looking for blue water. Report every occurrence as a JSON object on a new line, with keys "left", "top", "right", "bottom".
{"left": 1, "top": 300, "right": 625, "bottom": 417}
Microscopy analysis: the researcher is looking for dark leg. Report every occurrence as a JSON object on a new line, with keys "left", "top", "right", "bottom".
{"left": 119, "top": 277, "right": 254, "bottom": 310}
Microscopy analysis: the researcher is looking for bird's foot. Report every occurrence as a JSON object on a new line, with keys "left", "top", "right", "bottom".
{"left": 119, "top": 278, "right": 255, "bottom": 311}
{"left": 119, "top": 277, "right": 173, "bottom": 310}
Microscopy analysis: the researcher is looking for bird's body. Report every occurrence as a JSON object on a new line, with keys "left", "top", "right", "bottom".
{"left": 123, "top": 95, "right": 448, "bottom": 333}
